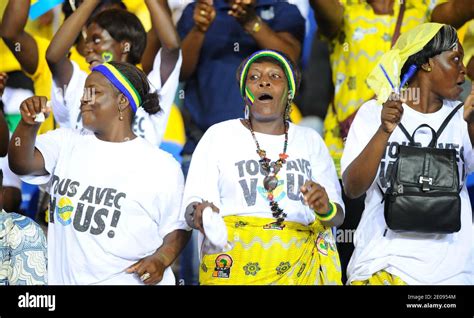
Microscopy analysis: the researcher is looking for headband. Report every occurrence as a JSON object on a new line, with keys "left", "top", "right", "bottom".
{"left": 92, "top": 63, "right": 142, "bottom": 112}
{"left": 239, "top": 50, "right": 296, "bottom": 106}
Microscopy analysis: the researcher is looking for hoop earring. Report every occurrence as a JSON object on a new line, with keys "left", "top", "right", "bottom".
{"left": 244, "top": 104, "right": 250, "bottom": 120}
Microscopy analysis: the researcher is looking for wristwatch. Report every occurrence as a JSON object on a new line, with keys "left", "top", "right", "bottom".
{"left": 185, "top": 203, "right": 197, "bottom": 229}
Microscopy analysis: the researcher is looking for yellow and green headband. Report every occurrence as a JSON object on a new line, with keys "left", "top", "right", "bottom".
{"left": 239, "top": 50, "right": 296, "bottom": 106}
{"left": 92, "top": 63, "right": 142, "bottom": 112}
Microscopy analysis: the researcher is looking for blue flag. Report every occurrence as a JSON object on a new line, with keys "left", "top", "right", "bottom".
{"left": 29, "top": 0, "right": 65, "bottom": 20}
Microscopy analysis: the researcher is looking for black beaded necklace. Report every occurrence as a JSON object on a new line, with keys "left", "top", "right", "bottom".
{"left": 248, "top": 119, "right": 289, "bottom": 225}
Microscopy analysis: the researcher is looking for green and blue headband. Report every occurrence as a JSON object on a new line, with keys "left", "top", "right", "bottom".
{"left": 92, "top": 63, "right": 142, "bottom": 112}
{"left": 239, "top": 50, "right": 296, "bottom": 106}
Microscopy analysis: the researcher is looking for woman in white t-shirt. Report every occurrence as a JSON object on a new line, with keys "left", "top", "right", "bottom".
{"left": 8, "top": 62, "right": 190, "bottom": 285}
{"left": 342, "top": 23, "right": 474, "bottom": 285}
{"left": 182, "top": 50, "right": 345, "bottom": 285}
{"left": 46, "top": 0, "right": 182, "bottom": 146}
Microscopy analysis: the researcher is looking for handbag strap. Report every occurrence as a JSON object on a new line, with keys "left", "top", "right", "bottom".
{"left": 414, "top": 124, "right": 437, "bottom": 147}
{"left": 398, "top": 103, "right": 464, "bottom": 147}
{"left": 391, "top": 1, "right": 406, "bottom": 48}
{"left": 400, "top": 123, "right": 436, "bottom": 146}
{"left": 398, "top": 122, "right": 414, "bottom": 144}
{"left": 435, "top": 102, "right": 464, "bottom": 142}
{"left": 434, "top": 102, "right": 467, "bottom": 191}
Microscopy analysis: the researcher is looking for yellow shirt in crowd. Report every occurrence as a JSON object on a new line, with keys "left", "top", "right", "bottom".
{"left": 27, "top": 36, "right": 54, "bottom": 134}
{"left": 324, "top": 0, "right": 445, "bottom": 175}
{"left": 0, "top": 35, "right": 88, "bottom": 134}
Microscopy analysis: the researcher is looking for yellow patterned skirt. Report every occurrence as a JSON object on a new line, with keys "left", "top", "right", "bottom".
{"left": 199, "top": 216, "right": 342, "bottom": 285}
{"left": 350, "top": 270, "right": 407, "bottom": 285}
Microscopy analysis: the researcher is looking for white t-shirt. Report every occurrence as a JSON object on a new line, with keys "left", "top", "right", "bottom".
{"left": 182, "top": 119, "right": 344, "bottom": 225}
{"left": 341, "top": 99, "right": 474, "bottom": 285}
{"left": 51, "top": 49, "right": 182, "bottom": 147}
{"left": 2, "top": 87, "right": 33, "bottom": 115}
{"left": 20, "top": 128, "right": 187, "bottom": 285}
{"left": 1, "top": 87, "right": 34, "bottom": 190}
{"left": 0, "top": 155, "right": 21, "bottom": 190}
{"left": 1, "top": 87, "right": 34, "bottom": 189}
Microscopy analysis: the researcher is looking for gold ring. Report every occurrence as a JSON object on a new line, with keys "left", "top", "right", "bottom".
{"left": 200, "top": 10, "right": 206, "bottom": 16}
{"left": 140, "top": 272, "right": 151, "bottom": 281}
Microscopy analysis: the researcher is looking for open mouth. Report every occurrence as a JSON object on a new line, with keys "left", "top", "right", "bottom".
{"left": 88, "top": 61, "right": 101, "bottom": 70}
{"left": 258, "top": 93, "right": 274, "bottom": 101}
{"left": 86, "top": 57, "right": 102, "bottom": 69}
{"left": 455, "top": 79, "right": 465, "bottom": 96}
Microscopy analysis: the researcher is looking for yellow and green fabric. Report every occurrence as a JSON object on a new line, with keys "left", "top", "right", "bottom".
{"left": 0, "top": 40, "right": 22, "bottom": 73}
{"left": 461, "top": 21, "right": 474, "bottom": 76}
{"left": 123, "top": 0, "right": 151, "bottom": 31}
{"left": 350, "top": 270, "right": 407, "bottom": 285}
{"left": 0, "top": 36, "right": 55, "bottom": 134}
{"left": 199, "top": 216, "right": 342, "bottom": 285}
{"left": 26, "top": 35, "right": 56, "bottom": 134}
{"left": 160, "top": 103, "right": 186, "bottom": 162}
{"left": 324, "top": 0, "right": 444, "bottom": 175}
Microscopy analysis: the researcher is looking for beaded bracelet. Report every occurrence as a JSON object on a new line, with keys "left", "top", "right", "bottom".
{"left": 315, "top": 201, "right": 338, "bottom": 222}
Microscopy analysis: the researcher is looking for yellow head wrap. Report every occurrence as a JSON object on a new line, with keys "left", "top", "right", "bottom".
{"left": 367, "top": 23, "right": 445, "bottom": 104}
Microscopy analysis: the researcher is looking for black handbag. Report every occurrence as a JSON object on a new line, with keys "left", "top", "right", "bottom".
{"left": 383, "top": 103, "right": 464, "bottom": 234}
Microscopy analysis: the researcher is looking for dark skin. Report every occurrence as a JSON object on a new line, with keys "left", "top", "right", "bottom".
{"left": 126, "top": 229, "right": 191, "bottom": 285}
{"left": 0, "top": 73, "right": 7, "bottom": 99}
{"left": 0, "top": 73, "right": 9, "bottom": 157}
{"left": 0, "top": 171, "right": 21, "bottom": 216}
{"left": 0, "top": 0, "right": 120, "bottom": 75}
{"left": 431, "top": 0, "right": 474, "bottom": 29}
{"left": 46, "top": 0, "right": 100, "bottom": 87}
{"left": 9, "top": 73, "right": 190, "bottom": 284}
{"left": 72, "top": 2, "right": 125, "bottom": 60}
{"left": 46, "top": 0, "right": 180, "bottom": 90}
{"left": 0, "top": 170, "right": 19, "bottom": 219}
{"left": 343, "top": 43, "right": 474, "bottom": 199}
{"left": 467, "top": 57, "right": 474, "bottom": 81}
{"left": 83, "top": 73, "right": 191, "bottom": 282}
{"left": 180, "top": 0, "right": 301, "bottom": 81}
{"left": 84, "top": 24, "right": 126, "bottom": 70}
{"left": 8, "top": 96, "right": 51, "bottom": 177}
{"left": 188, "top": 61, "right": 344, "bottom": 229}
{"left": 0, "top": 74, "right": 22, "bottom": 212}
{"left": 2, "top": 187, "right": 21, "bottom": 213}
{"left": 141, "top": 0, "right": 178, "bottom": 75}
{"left": 0, "top": 0, "right": 41, "bottom": 75}
{"left": 8, "top": 75, "right": 136, "bottom": 174}
{"left": 79, "top": 72, "right": 136, "bottom": 141}
{"left": 0, "top": 173, "right": 3, "bottom": 211}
